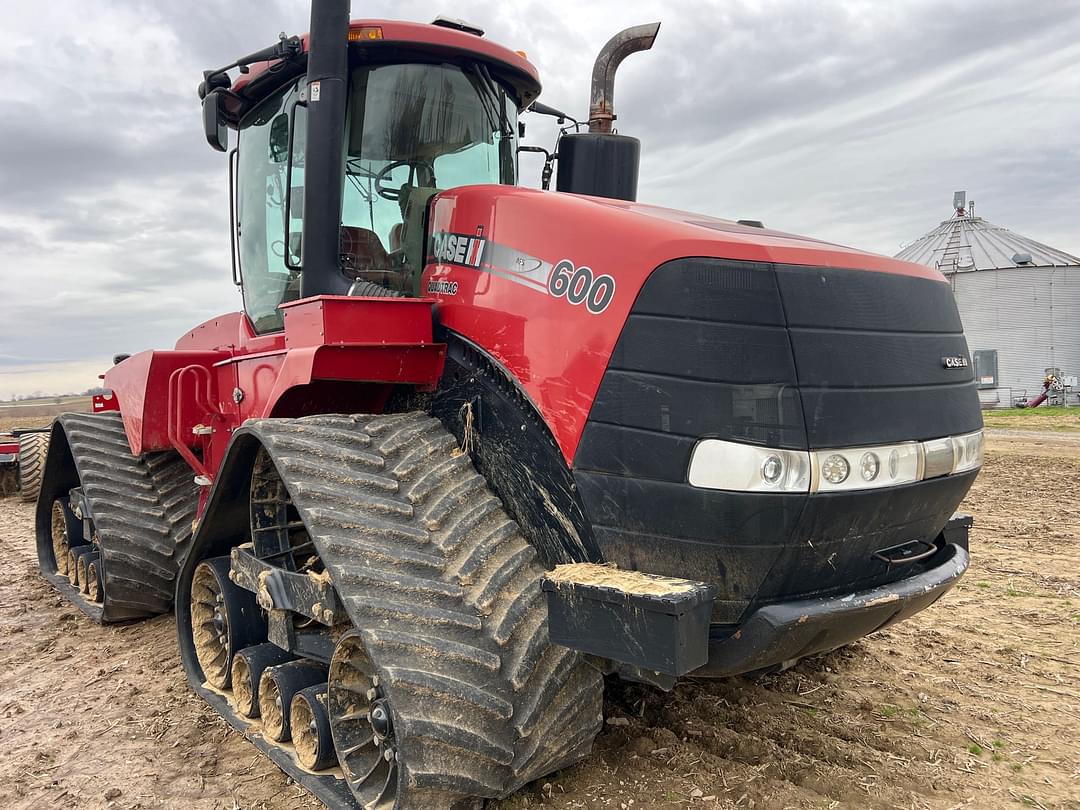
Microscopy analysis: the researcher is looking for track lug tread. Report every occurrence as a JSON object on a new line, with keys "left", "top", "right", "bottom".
{"left": 41, "top": 413, "right": 199, "bottom": 622}
{"left": 236, "top": 413, "right": 601, "bottom": 804}
{"left": 361, "top": 628, "right": 501, "bottom": 673}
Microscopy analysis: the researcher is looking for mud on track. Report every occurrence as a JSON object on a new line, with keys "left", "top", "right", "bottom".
{"left": 1, "top": 434, "right": 1078, "bottom": 809}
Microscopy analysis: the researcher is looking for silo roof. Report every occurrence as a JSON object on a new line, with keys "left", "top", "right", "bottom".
{"left": 896, "top": 207, "right": 1080, "bottom": 273}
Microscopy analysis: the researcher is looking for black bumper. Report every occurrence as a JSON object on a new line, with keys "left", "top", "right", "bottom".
{"left": 543, "top": 516, "right": 972, "bottom": 680}
{"left": 694, "top": 540, "right": 969, "bottom": 677}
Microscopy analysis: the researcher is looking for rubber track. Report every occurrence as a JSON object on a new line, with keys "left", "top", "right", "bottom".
{"left": 56, "top": 413, "right": 199, "bottom": 621}
{"left": 18, "top": 431, "right": 49, "bottom": 502}
{"left": 347, "top": 280, "right": 404, "bottom": 298}
{"left": 246, "top": 414, "right": 604, "bottom": 806}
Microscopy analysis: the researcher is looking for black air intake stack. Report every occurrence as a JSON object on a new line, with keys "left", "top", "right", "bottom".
{"left": 556, "top": 23, "right": 660, "bottom": 202}
{"left": 300, "top": 0, "right": 352, "bottom": 298}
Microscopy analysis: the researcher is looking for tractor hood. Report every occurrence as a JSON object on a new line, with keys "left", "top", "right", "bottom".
{"left": 423, "top": 184, "right": 962, "bottom": 462}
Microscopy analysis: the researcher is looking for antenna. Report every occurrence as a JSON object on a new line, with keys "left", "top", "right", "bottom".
{"left": 953, "top": 190, "right": 967, "bottom": 216}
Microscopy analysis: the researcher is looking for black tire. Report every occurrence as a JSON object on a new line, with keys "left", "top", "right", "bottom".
{"left": 18, "top": 431, "right": 49, "bottom": 502}
{"left": 348, "top": 280, "right": 405, "bottom": 298}
{"left": 245, "top": 413, "right": 604, "bottom": 808}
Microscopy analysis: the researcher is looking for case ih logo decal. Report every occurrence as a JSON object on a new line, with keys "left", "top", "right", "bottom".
{"left": 431, "top": 232, "right": 486, "bottom": 268}
{"left": 428, "top": 231, "right": 616, "bottom": 314}
{"left": 942, "top": 355, "right": 970, "bottom": 369}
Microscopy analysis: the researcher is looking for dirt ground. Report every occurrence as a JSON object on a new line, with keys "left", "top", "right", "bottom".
{"left": 1, "top": 430, "right": 1077, "bottom": 810}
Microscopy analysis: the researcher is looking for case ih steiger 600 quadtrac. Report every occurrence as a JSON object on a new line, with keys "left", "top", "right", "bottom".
{"left": 36, "top": 3, "right": 983, "bottom": 807}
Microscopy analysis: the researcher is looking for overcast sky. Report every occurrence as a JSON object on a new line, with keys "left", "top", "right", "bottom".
{"left": 1, "top": 0, "right": 1078, "bottom": 397}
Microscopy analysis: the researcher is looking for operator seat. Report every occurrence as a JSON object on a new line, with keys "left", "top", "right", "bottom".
{"left": 339, "top": 226, "right": 402, "bottom": 291}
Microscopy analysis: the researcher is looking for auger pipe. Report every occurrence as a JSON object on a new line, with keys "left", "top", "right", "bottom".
{"left": 588, "top": 23, "right": 660, "bottom": 134}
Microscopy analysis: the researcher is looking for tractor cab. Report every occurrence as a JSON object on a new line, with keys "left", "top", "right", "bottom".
{"left": 214, "top": 20, "right": 540, "bottom": 333}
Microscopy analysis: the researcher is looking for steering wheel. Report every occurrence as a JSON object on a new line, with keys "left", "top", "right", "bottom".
{"left": 374, "top": 160, "right": 434, "bottom": 202}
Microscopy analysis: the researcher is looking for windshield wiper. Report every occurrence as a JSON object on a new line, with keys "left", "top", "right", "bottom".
{"left": 470, "top": 62, "right": 512, "bottom": 138}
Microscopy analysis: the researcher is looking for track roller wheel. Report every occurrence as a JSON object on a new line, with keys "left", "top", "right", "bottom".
{"left": 191, "top": 557, "right": 267, "bottom": 689}
{"left": 86, "top": 558, "right": 103, "bottom": 603}
{"left": 327, "top": 631, "right": 403, "bottom": 807}
{"left": 291, "top": 684, "right": 335, "bottom": 771}
{"left": 258, "top": 661, "right": 328, "bottom": 742}
{"left": 66, "top": 549, "right": 80, "bottom": 587}
{"left": 69, "top": 547, "right": 95, "bottom": 589}
{"left": 231, "top": 643, "right": 296, "bottom": 719}
{"left": 76, "top": 551, "right": 99, "bottom": 595}
{"left": 50, "top": 500, "right": 71, "bottom": 578}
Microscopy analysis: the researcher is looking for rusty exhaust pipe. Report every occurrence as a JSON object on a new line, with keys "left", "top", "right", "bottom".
{"left": 556, "top": 22, "right": 660, "bottom": 201}
{"left": 588, "top": 23, "right": 661, "bottom": 134}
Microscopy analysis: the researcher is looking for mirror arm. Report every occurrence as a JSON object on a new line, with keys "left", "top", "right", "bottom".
{"left": 199, "top": 34, "right": 303, "bottom": 99}
{"left": 527, "top": 101, "right": 579, "bottom": 127}
{"left": 517, "top": 145, "right": 558, "bottom": 191}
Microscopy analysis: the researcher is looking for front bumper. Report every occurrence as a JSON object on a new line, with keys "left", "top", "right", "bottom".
{"left": 694, "top": 539, "right": 969, "bottom": 677}
{"left": 543, "top": 515, "right": 971, "bottom": 680}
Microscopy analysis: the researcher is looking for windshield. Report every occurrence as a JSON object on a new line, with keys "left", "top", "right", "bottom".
{"left": 236, "top": 60, "right": 517, "bottom": 333}
{"left": 340, "top": 61, "right": 516, "bottom": 292}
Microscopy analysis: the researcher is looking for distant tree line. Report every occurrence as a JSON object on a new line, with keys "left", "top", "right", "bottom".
{"left": 5, "top": 386, "right": 107, "bottom": 403}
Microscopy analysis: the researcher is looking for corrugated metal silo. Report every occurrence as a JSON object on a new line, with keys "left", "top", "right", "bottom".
{"left": 896, "top": 193, "right": 1080, "bottom": 407}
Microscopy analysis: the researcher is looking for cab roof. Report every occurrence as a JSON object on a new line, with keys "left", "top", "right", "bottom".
{"left": 222, "top": 19, "right": 541, "bottom": 126}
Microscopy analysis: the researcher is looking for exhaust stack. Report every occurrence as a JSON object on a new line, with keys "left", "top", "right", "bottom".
{"left": 588, "top": 23, "right": 661, "bottom": 134}
{"left": 556, "top": 23, "right": 660, "bottom": 202}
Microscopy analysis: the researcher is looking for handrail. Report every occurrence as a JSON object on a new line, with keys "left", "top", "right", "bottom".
{"left": 167, "top": 365, "right": 216, "bottom": 483}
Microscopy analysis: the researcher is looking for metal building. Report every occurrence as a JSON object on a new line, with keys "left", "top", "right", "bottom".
{"left": 895, "top": 192, "right": 1080, "bottom": 408}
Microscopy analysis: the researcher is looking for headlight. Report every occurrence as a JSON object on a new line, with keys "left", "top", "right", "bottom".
{"left": 812, "top": 442, "right": 920, "bottom": 493}
{"left": 859, "top": 452, "right": 879, "bottom": 481}
{"left": 688, "top": 440, "right": 810, "bottom": 493}
{"left": 820, "top": 454, "right": 850, "bottom": 484}
{"left": 688, "top": 431, "right": 980, "bottom": 494}
{"left": 952, "top": 430, "right": 984, "bottom": 474}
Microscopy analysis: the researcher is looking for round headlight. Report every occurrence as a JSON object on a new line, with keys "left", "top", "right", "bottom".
{"left": 860, "top": 452, "right": 880, "bottom": 481}
{"left": 888, "top": 448, "right": 900, "bottom": 478}
{"left": 821, "top": 454, "right": 850, "bottom": 484}
{"left": 761, "top": 454, "right": 784, "bottom": 485}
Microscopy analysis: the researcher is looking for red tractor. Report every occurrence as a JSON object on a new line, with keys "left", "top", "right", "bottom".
{"left": 0, "top": 429, "right": 49, "bottom": 499}
{"left": 0, "top": 433, "right": 17, "bottom": 496}
{"left": 36, "top": 4, "right": 984, "bottom": 807}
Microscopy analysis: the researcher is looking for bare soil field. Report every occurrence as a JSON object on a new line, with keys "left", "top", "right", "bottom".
{"left": 0, "top": 397, "right": 93, "bottom": 433}
{"left": 1, "top": 432, "right": 1077, "bottom": 810}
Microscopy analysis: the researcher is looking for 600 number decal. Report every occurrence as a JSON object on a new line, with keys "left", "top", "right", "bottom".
{"left": 548, "top": 260, "right": 616, "bottom": 314}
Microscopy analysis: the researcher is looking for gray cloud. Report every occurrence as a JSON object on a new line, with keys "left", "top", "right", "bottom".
{"left": 1, "top": 0, "right": 1078, "bottom": 396}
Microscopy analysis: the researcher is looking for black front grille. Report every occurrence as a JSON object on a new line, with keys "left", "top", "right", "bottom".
{"left": 775, "top": 265, "right": 981, "bottom": 446}
{"left": 572, "top": 257, "right": 983, "bottom": 624}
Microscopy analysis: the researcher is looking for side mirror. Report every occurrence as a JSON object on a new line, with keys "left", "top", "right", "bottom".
{"left": 203, "top": 89, "right": 228, "bottom": 152}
